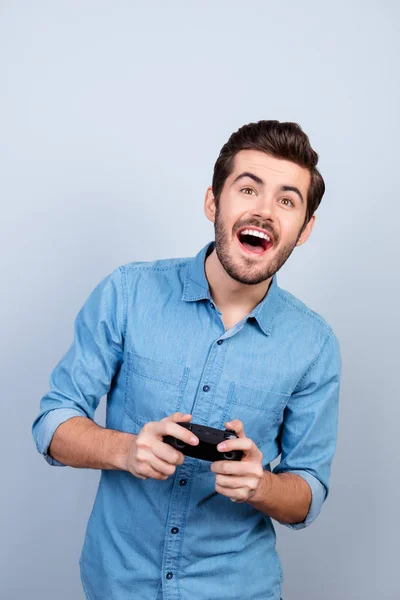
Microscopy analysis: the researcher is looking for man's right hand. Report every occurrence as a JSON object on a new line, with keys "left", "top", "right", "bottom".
{"left": 125, "top": 412, "right": 199, "bottom": 480}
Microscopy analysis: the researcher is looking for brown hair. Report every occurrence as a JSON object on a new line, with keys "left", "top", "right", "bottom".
{"left": 212, "top": 120, "right": 325, "bottom": 232}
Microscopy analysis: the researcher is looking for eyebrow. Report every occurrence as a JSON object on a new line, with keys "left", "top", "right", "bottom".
{"left": 232, "top": 171, "right": 304, "bottom": 204}
{"left": 281, "top": 185, "right": 304, "bottom": 205}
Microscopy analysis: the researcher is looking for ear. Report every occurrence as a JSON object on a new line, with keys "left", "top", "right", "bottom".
{"left": 204, "top": 186, "right": 216, "bottom": 223}
{"left": 296, "top": 214, "right": 316, "bottom": 247}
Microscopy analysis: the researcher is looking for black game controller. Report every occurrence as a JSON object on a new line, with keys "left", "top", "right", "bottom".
{"left": 163, "top": 423, "right": 243, "bottom": 462}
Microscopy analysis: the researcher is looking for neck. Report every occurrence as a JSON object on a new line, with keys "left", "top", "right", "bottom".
{"left": 204, "top": 247, "right": 273, "bottom": 313}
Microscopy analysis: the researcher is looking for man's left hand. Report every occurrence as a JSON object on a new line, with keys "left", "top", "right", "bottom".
{"left": 211, "top": 419, "right": 264, "bottom": 503}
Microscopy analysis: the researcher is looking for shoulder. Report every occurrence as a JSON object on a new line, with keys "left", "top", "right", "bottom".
{"left": 277, "top": 286, "right": 332, "bottom": 330}
{"left": 276, "top": 285, "right": 341, "bottom": 358}
{"left": 114, "top": 255, "right": 192, "bottom": 295}
{"left": 118, "top": 255, "right": 191, "bottom": 275}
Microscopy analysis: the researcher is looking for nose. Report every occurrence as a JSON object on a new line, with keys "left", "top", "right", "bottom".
{"left": 251, "top": 193, "right": 276, "bottom": 222}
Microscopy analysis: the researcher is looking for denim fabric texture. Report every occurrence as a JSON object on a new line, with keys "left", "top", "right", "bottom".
{"left": 32, "top": 241, "right": 341, "bottom": 600}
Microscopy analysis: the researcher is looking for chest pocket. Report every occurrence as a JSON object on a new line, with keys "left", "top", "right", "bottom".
{"left": 123, "top": 351, "right": 190, "bottom": 430}
{"left": 221, "top": 382, "right": 289, "bottom": 450}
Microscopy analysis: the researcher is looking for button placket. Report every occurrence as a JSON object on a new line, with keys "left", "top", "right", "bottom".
{"left": 162, "top": 318, "right": 229, "bottom": 597}
{"left": 161, "top": 464, "right": 196, "bottom": 598}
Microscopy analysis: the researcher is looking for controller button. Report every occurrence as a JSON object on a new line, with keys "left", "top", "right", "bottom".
{"left": 179, "top": 478, "right": 187, "bottom": 486}
{"left": 224, "top": 451, "right": 235, "bottom": 460}
{"left": 171, "top": 527, "right": 179, "bottom": 534}
{"left": 203, "top": 385, "right": 210, "bottom": 392}
{"left": 166, "top": 572, "right": 173, "bottom": 580}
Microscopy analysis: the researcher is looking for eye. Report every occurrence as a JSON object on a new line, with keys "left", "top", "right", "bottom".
{"left": 240, "top": 186, "right": 256, "bottom": 195}
{"left": 279, "top": 197, "right": 295, "bottom": 207}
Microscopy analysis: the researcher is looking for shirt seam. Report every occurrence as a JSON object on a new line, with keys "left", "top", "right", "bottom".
{"left": 278, "top": 289, "right": 333, "bottom": 330}
{"left": 292, "top": 329, "right": 333, "bottom": 393}
{"left": 260, "top": 293, "right": 279, "bottom": 335}
{"left": 119, "top": 265, "right": 128, "bottom": 341}
{"left": 122, "top": 261, "right": 190, "bottom": 273}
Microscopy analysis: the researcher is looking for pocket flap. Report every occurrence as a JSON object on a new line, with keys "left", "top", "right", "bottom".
{"left": 130, "top": 351, "right": 186, "bottom": 386}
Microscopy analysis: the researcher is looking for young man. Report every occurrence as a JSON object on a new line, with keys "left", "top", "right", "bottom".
{"left": 32, "top": 120, "right": 341, "bottom": 600}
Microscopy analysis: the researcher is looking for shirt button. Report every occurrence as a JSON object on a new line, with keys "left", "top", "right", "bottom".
{"left": 166, "top": 572, "right": 173, "bottom": 580}
{"left": 171, "top": 527, "right": 179, "bottom": 534}
{"left": 179, "top": 478, "right": 187, "bottom": 486}
{"left": 203, "top": 385, "right": 210, "bottom": 392}
{"left": 217, "top": 340, "right": 223, "bottom": 345}
{"left": 210, "top": 303, "right": 215, "bottom": 309}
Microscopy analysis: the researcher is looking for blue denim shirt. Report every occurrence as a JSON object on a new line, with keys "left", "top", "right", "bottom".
{"left": 32, "top": 241, "right": 341, "bottom": 600}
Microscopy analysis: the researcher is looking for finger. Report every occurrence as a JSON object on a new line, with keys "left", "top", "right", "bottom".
{"left": 215, "top": 482, "right": 246, "bottom": 503}
{"left": 216, "top": 437, "right": 254, "bottom": 454}
{"left": 211, "top": 460, "right": 257, "bottom": 476}
{"left": 156, "top": 420, "right": 199, "bottom": 446}
{"left": 215, "top": 474, "right": 247, "bottom": 489}
{"left": 136, "top": 465, "right": 170, "bottom": 480}
{"left": 136, "top": 448, "right": 177, "bottom": 477}
{"left": 225, "top": 419, "right": 246, "bottom": 437}
{"left": 152, "top": 439, "right": 185, "bottom": 466}
{"left": 134, "top": 459, "right": 172, "bottom": 480}
{"left": 215, "top": 473, "right": 260, "bottom": 498}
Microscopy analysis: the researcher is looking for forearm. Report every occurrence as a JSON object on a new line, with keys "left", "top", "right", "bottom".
{"left": 48, "top": 416, "right": 135, "bottom": 471}
{"left": 247, "top": 471, "right": 311, "bottom": 524}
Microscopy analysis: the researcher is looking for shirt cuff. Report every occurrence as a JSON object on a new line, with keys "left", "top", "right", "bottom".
{"left": 278, "top": 470, "right": 326, "bottom": 530}
{"left": 34, "top": 408, "right": 88, "bottom": 467}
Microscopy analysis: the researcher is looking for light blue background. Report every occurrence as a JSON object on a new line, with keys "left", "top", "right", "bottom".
{"left": 1, "top": 1, "right": 398, "bottom": 598}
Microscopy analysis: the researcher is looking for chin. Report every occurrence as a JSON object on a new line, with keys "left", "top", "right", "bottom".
{"left": 220, "top": 253, "right": 275, "bottom": 286}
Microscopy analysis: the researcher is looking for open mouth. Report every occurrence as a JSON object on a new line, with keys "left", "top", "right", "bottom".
{"left": 236, "top": 228, "right": 274, "bottom": 256}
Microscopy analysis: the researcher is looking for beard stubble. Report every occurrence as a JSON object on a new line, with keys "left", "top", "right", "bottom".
{"left": 214, "top": 209, "right": 303, "bottom": 286}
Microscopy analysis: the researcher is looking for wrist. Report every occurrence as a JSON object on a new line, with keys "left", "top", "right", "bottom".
{"left": 247, "top": 469, "right": 271, "bottom": 506}
{"left": 107, "top": 430, "right": 137, "bottom": 472}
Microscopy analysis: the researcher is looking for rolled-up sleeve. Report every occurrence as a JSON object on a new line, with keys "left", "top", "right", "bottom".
{"left": 32, "top": 266, "right": 126, "bottom": 466}
{"left": 273, "top": 329, "right": 342, "bottom": 529}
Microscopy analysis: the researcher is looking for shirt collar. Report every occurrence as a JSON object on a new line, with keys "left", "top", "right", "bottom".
{"left": 182, "top": 241, "right": 214, "bottom": 302}
{"left": 182, "top": 241, "right": 280, "bottom": 336}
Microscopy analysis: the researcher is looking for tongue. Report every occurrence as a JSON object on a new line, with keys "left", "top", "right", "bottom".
{"left": 242, "top": 241, "right": 265, "bottom": 254}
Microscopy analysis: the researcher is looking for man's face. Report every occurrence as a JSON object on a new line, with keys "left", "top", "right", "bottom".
{"left": 205, "top": 150, "right": 315, "bottom": 285}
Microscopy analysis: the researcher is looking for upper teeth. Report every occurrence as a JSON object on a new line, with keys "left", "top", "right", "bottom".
{"left": 241, "top": 229, "right": 271, "bottom": 242}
